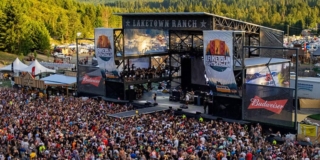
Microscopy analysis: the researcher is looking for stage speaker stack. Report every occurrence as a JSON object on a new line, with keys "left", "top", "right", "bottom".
{"left": 196, "top": 111, "right": 202, "bottom": 115}
{"left": 177, "top": 108, "right": 182, "bottom": 112}
{"left": 153, "top": 103, "right": 158, "bottom": 106}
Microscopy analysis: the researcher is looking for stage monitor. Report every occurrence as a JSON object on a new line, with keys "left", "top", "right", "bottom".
{"left": 243, "top": 84, "right": 294, "bottom": 127}
{"left": 124, "top": 29, "right": 169, "bottom": 56}
{"left": 246, "top": 63, "right": 290, "bottom": 87}
{"left": 78, "top": 65, "right": 106, "bottom": 96}
{"left": 191, "top": 57, "right": 207, "bottom": 85}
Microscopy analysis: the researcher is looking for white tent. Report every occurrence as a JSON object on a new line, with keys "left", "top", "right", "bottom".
{"left": 0, "top": 58, "right": 28, "bottom": 72}
{"left": 20, "top": 59, "right": 56, "bottom": 75}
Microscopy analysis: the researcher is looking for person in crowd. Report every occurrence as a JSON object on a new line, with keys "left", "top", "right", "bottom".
{"left": 0, "top": 87, "right": 317, "bottom": 159}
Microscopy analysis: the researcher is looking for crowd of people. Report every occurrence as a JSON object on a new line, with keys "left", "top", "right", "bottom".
{"left": 0, "top": 88, "right": 319, "bottom": 160}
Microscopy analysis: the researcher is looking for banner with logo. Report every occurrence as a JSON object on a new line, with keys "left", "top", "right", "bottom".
{"left": 95, "top": 28, "right": 119, "bottom": 79}
{"left": 78, "top": 65, "right": 105, "bottom": 96}
{"left": 243, "top": 84, "right": 294, "bottom": 127}
{"left": 246, "top": 63, "right": 290, "bottom": 87}
{"left": 203, "top": 31, "right": 237, "bottom": 94}
{"left": 298, "top": 123, "right": 318, "bottom": 137}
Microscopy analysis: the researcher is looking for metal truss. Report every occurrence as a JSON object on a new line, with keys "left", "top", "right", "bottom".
{"left": 214, "top": 17, "right": 260, "bottom": 34}
{"left": 233, "top": 32, "right": 245, "bottom": 69}
{"left": 114, "top": 29, "right": 124, "bottom": 69}
{"left": 114, "top": 29, "right": 124, "bottom": 58}
{"left": 169, "top": 31, "right": 203, "bottom": 56}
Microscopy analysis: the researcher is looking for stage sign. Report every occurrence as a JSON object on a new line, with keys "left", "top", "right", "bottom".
{"left": 94, "top": 28, "right": 119, "bottom": 79}
{"left": 124, "top": 29, "right": 169, "bottom": 56}
{"left": 203, "top": 31, "right": 237, "bottom": 94}
{"left": 243, "top": 84, "right": 294, "bottom": 127}
{"left": 122, "top": 16, "right": 212, "bottom": 30}
{"left": 246, "top": 63, "right": 290, "bottom": 87}
{"left": 78, "top": 65, "right": 106, "bottom": 96}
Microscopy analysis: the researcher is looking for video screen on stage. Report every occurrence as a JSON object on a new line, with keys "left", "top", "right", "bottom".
{"left": 246, "top": 63, "right": 290, "bottom": 87}
{"left": 243, "top": 84, "right": 293, "bottom": 127}
{"left": 191, "top": 57, "right": 207, "bottom": 85}
{"left": 78, "top": 65, "right": 106, "bottom": 96}
{"left": 129, "top": 57, "right": 150, "bottom": 69}
{"left": 124, "top": 29, "right": 169, "bottom": 56}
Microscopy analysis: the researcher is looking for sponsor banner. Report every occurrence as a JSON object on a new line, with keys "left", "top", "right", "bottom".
{"left": 78, "top": 65, "right": 105, "bottom": 96}
{"left": 243, "top": 84, "right": 293, "bottom": 127}
{"left": 203, "top": 31, "right": 237, "bottom": 94}
{"left": 298, "top": 123, "right": 318, "bottom": 137}
{"left": 124, "top": 29, "right": 169, "bottom": 56}
{"left": 246, "top": 63, "right": 290, "bottom": 87}
{"left": 94, "top": 28, "right": 119, "bottom": 79}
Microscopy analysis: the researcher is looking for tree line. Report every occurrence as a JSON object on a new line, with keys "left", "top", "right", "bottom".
{"left": 1, "top": 0, "right": 320, "bottom": 56}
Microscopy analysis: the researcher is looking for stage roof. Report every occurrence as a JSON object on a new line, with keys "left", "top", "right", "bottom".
{"left": 114, "top": 12, "right": 283, "bottom": 32}
{"left": 236, "top": 57, "right": 291, "bottom": 68}
{"left": 41, "top": 74, "right": 76, "bottom": 85}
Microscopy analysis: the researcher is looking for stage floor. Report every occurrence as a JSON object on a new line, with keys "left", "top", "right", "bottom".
{"left": 108, "top": 106, "right": 169, "bottom": 118}
{"left": 135, "top": 90, "right": 205, "bottom": 114}
{"left": 133, "top": 89, "right": 250, "bottom": 124}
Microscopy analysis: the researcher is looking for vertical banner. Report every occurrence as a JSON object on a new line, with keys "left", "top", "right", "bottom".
{"left": 203, "top": 31, "right": 237, "bottom": 94}
{"left": 95, "top": 28, "right": 119, "bottom": 79}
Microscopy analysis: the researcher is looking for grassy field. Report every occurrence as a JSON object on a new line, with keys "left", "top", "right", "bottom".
{"left": 0, "top": 51, "right": 48, "bottom": 67}
{"left": 0, "top": 52, "right": 20, "bottom": 66}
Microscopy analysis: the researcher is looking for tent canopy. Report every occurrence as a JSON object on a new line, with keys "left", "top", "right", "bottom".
{"left": 0, "top": 58, "right": 28, "bottom": 72}
{"left": 20, "top": 59, "right": 56, "bottom": 75}
{"left": 41, "top": 74, "right": 76, "bottom": 85}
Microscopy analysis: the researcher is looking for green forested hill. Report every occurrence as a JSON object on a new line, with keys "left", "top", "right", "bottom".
{"left": 1, "top": 0, "right": 320, "bottom": 56}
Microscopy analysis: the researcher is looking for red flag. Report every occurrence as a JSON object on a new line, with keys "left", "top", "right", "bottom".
{"left": 31, "top": 66, "right": 35, "bottom": 77}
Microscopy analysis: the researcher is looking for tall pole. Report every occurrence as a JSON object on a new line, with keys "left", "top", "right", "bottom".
{"left": 294, "top": 48, "right": 299, "bottom": 130}
{"left": 76, "top": 37, "right": 79, "bottom": 96}
{"left": 287, "top": 25, "right": 290, "bottom": 37}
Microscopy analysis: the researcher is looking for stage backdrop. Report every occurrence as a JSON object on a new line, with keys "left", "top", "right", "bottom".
{"left": 94, "top": 28, "right": 119, "bottom": 79}
{"left": 78, "top": 65, "right": 106, "bottom": 96}
{"left": 124, "top": 29, "right": 169, "bottom": 56}
{"left": 243, "top": 84, "right": 294, "bottom": 127}
{"left": 203, "top": 31, "right": 237, "bottom": 94}
{"left": 246, "top": 63, "right": 290, "bottom": 87}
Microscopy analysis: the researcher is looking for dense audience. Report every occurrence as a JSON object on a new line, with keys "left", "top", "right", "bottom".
{"left": 0, "top": 88, "right": 318, "bottom": 160}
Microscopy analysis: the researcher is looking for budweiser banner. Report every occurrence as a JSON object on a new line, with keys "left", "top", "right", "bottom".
{"left": 94, "top": 28, "right": 119, "bottom": 79}
{"left": 203, "top": 31, "right": 237, "bottom": 94}
{"left": 243, "top": 84, "right": 294, "bottom": 127}
{"left": 78, "top": 65, "right": 106, "bottom": 96}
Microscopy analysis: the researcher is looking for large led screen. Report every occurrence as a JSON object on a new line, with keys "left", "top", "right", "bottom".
{"left": 124, "top": 29, "right": 169, "bottom": 56}
{"left": 246, "top": 63, "right": 290, "bottom": 87}
{"left": 243, "top": 84, "right": 293, "bottom": 127}
{"left": 78, "top": 65, "right": 106, "bottom": 96}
